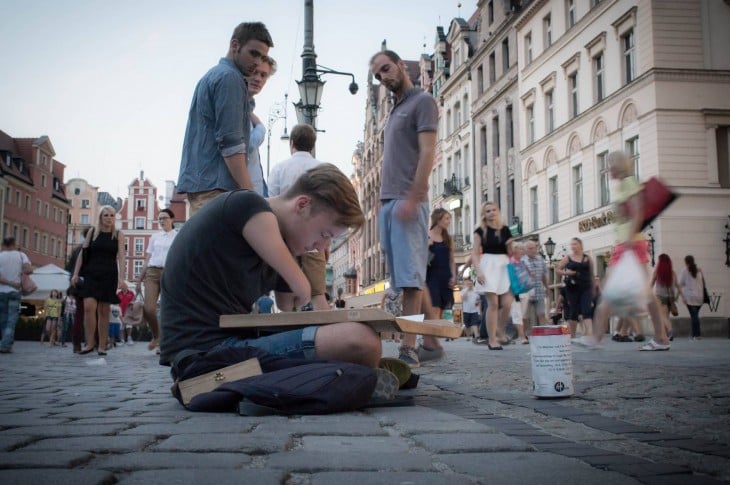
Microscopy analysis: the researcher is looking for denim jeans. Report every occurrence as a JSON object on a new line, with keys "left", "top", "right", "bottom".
{"left": 0, "top": 291, "right": 22, "bottom": 350}
{"left": 687, "top": 304, "right": 702, "bottom": 337}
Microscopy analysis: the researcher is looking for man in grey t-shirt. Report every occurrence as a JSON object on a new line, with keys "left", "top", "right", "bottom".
{"left": 370, "top": 49, "right": 439, "bottom": 368}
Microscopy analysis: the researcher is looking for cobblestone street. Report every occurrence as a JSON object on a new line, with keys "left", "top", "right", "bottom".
{"left": 0, "top": 336, "right": 729, "bottom": 484}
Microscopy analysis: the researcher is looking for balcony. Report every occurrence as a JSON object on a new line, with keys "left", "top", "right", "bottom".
{"left": 443, "top": 174, "right": 464, "bottom": 198}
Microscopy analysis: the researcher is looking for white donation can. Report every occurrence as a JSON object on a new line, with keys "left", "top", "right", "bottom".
{"left": 530, "top": 325, "right": 573, "bottom": 398}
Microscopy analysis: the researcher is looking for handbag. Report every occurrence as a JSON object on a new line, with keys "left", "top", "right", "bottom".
{"left": 669, "top": 300, "right": 678, "bottom": 317}
{"left": 602, "top": 249, "right": 646, "bottom": 316}
{"left": 639, "top": 177, "right": 678, "bottom": 230}
{"left": 18, "top": 253, "right": 37, "bottom": 296}
{"left": 702, "top": 274, "right": 710, "bottom": 306}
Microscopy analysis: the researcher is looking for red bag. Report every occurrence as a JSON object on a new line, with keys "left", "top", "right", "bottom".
{"left": 637, "top": 177, "right": 678, "bottom": 230}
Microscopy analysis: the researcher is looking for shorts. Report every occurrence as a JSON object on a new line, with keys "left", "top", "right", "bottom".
{"left": 463, "top": 312, "right": 480, "bottom": 327}
{"left": 215, "top": 326, "right": 318, "bottom": 360}
{"left": 187, "top": 189, "right": 226, "bottom": 216}
{"left": 275, "top": 252, "right": 327, "bottom": 297}
{"left": 378, "top": 199, "right": 429, "bottom": 289}
{"left": 109, "top": 323, "right": 122, "bottom": 340}
{"left": 523, "top": 298, "right": 546, "bottom": 324}
{"left": 610, "top": 240, "right": 649, "bottom": 266}
{"left": 656, "top": 295, "right": 672, "bottom": 307}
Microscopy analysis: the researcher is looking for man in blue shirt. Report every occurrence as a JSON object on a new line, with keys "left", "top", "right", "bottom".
{"left": 177, "top": 22, "right": 274, "bottom": 215}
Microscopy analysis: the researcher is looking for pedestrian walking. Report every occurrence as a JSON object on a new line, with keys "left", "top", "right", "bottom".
{"left": 43, "top": 289, "right": 62, "bottom": 346}
{"left": 556, "top": 238, "right": 595, "bottom": 338}
{"left": 61, "top": 289, "right": 76, "bottom": 348}
{"left": 136, "top": 208, "right": 177, "bottom": 352}
{"left": 521, "top": 239, "right": 550, "bottom": 328}
{"left": 176, "top": 22, "right": 274, "bottom": 215}
{"left": 650, "top": 253, "right": 682, "bottom": 341}
{"left": 0, "top": 237, "right": 32, "bottom": 354}
{"left": 460, "top": 279, "right": 480, "bottom": 341}
{"left": 472, "top": 202, "right": 514, "bottom": 350}
{"left": 579, "top": 151, "right": 670, "bottom": 351}
{"left": 678, "top": 255, "right": 706, "bottom": 339}
{"left": 369, "top": 49, "right": 439, "bottom": 368}
{"left": 71, "top": 206, "right": 127, "bottom": 356}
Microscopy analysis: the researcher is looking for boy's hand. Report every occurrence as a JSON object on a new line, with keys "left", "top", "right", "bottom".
{"left": 290, "top": 277, "right": 312, "bottom": 311}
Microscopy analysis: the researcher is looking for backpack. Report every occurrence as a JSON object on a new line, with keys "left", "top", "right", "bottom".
{"left": 171, "top": 346, "right": 378, "bottom": 415}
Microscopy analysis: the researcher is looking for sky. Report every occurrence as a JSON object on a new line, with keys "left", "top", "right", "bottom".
{"left": 0, "top": 0, "right": 472, "bottom": 201}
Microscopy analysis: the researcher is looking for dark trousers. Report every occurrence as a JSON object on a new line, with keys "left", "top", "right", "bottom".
{"left": 687, "top": 304, "right": 702, "bottom": 337}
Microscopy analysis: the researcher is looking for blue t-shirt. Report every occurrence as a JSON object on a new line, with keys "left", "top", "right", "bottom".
{"left": 256, "top": 296, "right": 274, "bottom": 314}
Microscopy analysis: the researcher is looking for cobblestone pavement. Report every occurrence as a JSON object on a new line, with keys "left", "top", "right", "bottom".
{"left": 0, "top": 336, "right": 728, "bottom": 484}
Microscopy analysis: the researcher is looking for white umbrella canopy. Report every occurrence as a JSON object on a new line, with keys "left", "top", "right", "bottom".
{"left": 22, "top": 264, "right": 71, "bottom": 301}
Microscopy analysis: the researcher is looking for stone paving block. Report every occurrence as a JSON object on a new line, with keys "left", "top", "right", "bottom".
{"left": 579, "top": 453, "right": 652, "bottom": 467}
{"left": 0, "top": 435, "right": 36, "bottom": 451}
{"left": 437, "top": 452, "right": 640, "bottom": 484}
{"left": 267, "top": 450, "right": 434, "bottom": 472}
{"left": 72, "top": 416, "right": 180, "bottom": 425}
{"left": 394, "top": 419, "right": 498, "bottom": 435}
{"left": 311, "top": 471, "right": 479, "bottom": 485}
{"left": 549, "top": 445, "right": 624, "bottom": 458}
{"left": 605, "top": 462, "right": 692, "bottom": 477}
{"left": 255, "top": 420, "right": 388, "bottom": 437}
{"left": 651, "top": 439, "right": 729, "bottom": 453}
{"left": 120, "top": 421, "right": 255, "bottom": 435}
{"left": 708, "top": 448, "right": 730, "bottom": 459}
{"left": 180, "top": 415, "right": 281, "bottom": 428}
{"left": 153, "top": 432, "right": 290, "bottom": 454}
{"left": 0, "top": 416, "right": 68, "bottom": 427}
{"left": 640, "top": 474, "right": 728, "bottom": 484}
{"left": 301, "top": 436, "right": 411, "bottom": 453}
{"left": 519, "top": 435, "right": 575, "bottom": 445}
{"left": 0, "top": 450, "right": 93, "bottom": 468}
{"left": 0, "top": 469, "right": 114, "bottom": 484}
{"left": 412, "top": 432, "right": 534, "bottom": 453}
{"left": 0, "top": 424, "right": 126, "bottom": 437}
{"left": 92, "top": 451, "right": 251, "bottom": 471}
{"left": 366, "top": 406, "right": 460, "bottom": 425}
{"left": 117, "top": 469, "right": 284, "bottom": 485}
{"left": 19, "top": 434, "right": 156, "bottom": 452}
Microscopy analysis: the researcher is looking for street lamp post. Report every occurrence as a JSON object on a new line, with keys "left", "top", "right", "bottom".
{"left": 266, "top": 94, "right": 290, "bottom": 178}
{"left": 295, "top": 0, "right": 358, "bottom": 131}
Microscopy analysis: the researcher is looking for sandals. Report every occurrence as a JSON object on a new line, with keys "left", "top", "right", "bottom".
{"left": 639, "top": 339, "right": 670, "bottom": 351}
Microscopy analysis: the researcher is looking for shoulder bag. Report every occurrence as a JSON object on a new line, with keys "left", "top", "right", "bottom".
{"left": 702, "top": 272, "right": 710, "bottom": 306}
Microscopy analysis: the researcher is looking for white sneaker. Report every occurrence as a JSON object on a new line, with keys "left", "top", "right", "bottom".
{"left": 126, "top": 337, "right": 134, "bottom": 345}
{"left": 572, "top": 336, "right": 602, "bottom": 349}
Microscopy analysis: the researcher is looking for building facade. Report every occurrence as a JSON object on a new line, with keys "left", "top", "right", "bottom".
{"left": 515, "top": 0, "right": 730, "bottom": 317}
{"left": 0, "top": 131, "right": 70, "bottom": 268}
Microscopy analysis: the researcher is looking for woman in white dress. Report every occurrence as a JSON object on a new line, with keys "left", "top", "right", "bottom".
{"left": 472, "top": 202, "right": 513, "bottom": 350}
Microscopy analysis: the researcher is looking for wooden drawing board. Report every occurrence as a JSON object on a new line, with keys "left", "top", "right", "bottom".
{"left": 219, "top": 308, "right": 462, "bottom": 339}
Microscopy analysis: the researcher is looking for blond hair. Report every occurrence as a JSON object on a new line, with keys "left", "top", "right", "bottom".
{"left": 92, "top": 205, "right": 119, "bottom": 241}
{"left": 283, "top": 163, "right": 365, "bottom": 229}
{"left": 480, "top": 201, "right": 503, "bottom": 231}
{"left": 607, "top": 150, "right": 631, "bottom": 178}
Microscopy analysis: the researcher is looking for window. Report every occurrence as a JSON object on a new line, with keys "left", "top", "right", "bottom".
{"left": 502, "top": 38, "right": 510, "bottom": 71}
{"left": 15, "top": 190, "right": 20, "bottom": 207}
{"left": 488, "top": 0, "right": 494, "bottom": 24}
{"left": 623, "top": 29, "right": 636, "bottom": 84}
{"left": 543, "top": 14, "right": 552, "bottom": 48}
{"left": 42, "top": 234, "right": 47, "bottom": 254}
{"left": 495, "top": 185, "right": 501, "bottom": 209}
{"left": 525, "top": 33, "right": 533, "bottom": 64}
{"left": 480, "top": 126, "right": 488, "bottom": 165}
{"left": 527, "top": 105, "right": 535, "bottom": 144}
{"left": 81, "top": 199, "right": 90, "bottom": 209}
{"left": 134, "top": 238, "right": 144, "bottom": 254}
{"left": 41, "top": 174, "right": 47, "bottom": 187}
{"left": 52, "top": 207, "right": 57, "bottom": 222}
{"left": 506, "top": 105, "right": 514, "bottom": 149}
{"left": 530, "top": 186, "right": 538, "bottom": 231}
{"left": 626, "top": 136, "right": 640, "bottom": 178}
{"left": 136, "top": 199, "right": 145, "bottom": 211}
{"left": 715, "top": 126, "right": 730, "bottom": 188}
{"left": 36, "top": 199, "right": 41, "bottom": 215}
{"left": 593, "top": 52, "right": 605, "bottom": 103}
{"left": 446, "top": 109, "right": 452, "bottom": 134}
{"left": 573, "top": 164, "right": 583, "bottom": 215}
{"left": 489, "top": 52, "right": 496, "bottom": 83}
{"left": 566, "top": 0, "right": 575, "bottom": 28}
{"left": 44, "top": 203, "right": 49, "bottom": 219}
{"left": 477, "top": 65, "right": 484, "bottom": 95}
{"left": 81, "top": 214, "right": 90, "bottom": 225}
{"left": 492, "top": 116, "right": 500, "bottom": 157}
{"left": 134, "top": 260, "right": 144, "bottom": 276}
{"left": 549, "top": 176, "right": 559, "bottom": 224}
{"left": 33, "top": 232, "right": 39, "bottom": 251}
{"left": 135, "top": 217, "right": 145, "bottom": 229}
{"left": 455, "top": 102, "right": 462, "bottom": 128}
{"left": 74, "top": 187, "right": 81, "bottom": 195}
{"left": 464, "top": 144, "right": 470, "bottom": 183}
{"left": 598, "top": 151, "right": 610, "bottom": 206}
{"left": 545, "top": 90, "right": 554, "bottom": 133}
{"left": 21, "top": 228, "right": 26, "bottom": 247}
{"left": 568, "top": 72, "right": 579, "bottom": 118}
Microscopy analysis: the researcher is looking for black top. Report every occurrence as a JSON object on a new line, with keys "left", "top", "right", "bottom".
{"left": 159, "top": 190, "right": 279, "bottom": 365}
{"left": 474, "top": 225, "right": 512, "bottom": 254}
{"left": 565, "top": 255, "right": 592, "bottom": 289}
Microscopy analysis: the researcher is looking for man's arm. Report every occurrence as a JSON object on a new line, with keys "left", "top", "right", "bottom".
{"left": 214, "top": 73, "right": 253, "bottom": 190}
{"left": 398, "top": 130, "right": 436, "bottom": 220}
{"left": 223, "top": 153, "right": 253, "bottom": 191}
{"left": 242, "top": 212, "right": 311, "bottom": 309}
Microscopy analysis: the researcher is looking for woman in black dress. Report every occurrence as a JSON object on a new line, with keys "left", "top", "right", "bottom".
{"left": 556, "top": 237, "right": 595, "bottom": 338}
{"left": 71, "top": 206, "right": 127, "bottom": 355}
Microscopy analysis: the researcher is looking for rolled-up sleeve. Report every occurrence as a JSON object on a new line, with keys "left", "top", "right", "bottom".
{"left": 213, "top": 72, "right": 248, "bottom": 157}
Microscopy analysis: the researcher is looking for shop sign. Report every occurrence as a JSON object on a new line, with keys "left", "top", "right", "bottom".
{"left": 578, "top": 210, "right": 615, "bottom": 233}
